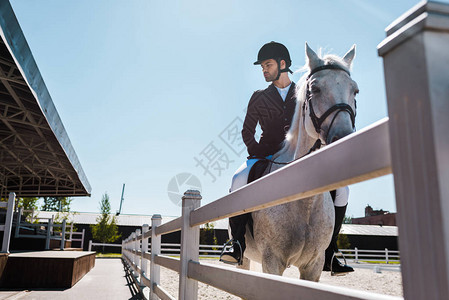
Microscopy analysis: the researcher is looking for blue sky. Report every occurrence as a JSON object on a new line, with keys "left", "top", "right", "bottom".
{"left": 9, "top": 0, "right": 439, "bottom": 218}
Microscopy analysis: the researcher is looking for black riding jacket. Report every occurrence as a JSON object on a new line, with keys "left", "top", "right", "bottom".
{"left": 242, "top": 82, "right": 297, "bottom": 157}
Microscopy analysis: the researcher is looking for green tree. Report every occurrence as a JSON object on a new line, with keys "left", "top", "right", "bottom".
{"left": 337, "top": 234, "right": 351, "bottom": 250}
{"left": 200, "top": 222, "right": 218, "bottom": 254}
{"left": 90, "top": 193, "right": 120, "bottom": 252}
{"left": 41, "top": 197, "right": 72, "bottom": 212}
{"left": 343, "top": 215, "right": 352, "bottom": 224}
{"left": 16, "top": 197, "right": 39, "bottom": 222}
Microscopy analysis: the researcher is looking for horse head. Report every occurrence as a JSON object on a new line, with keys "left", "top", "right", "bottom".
{"left": 301, "top": 43, "right": 358, "bottom": 147}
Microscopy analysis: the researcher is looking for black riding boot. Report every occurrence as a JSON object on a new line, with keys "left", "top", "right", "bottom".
{"left": 323, "top": 204, "right": 354, "bottom": 274}
{"left": 220, "top": 213, "right": 250, "bottom": 265}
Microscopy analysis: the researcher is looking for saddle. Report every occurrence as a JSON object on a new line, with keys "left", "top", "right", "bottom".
{"left": 248, "top": 159, "right": 270, "bottom": 184}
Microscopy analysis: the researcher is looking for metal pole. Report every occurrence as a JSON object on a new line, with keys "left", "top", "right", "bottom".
{"left": 150, "top": 215, "right": 162, "bottom": 300}
{"left": 88, "top": 240, "right": 92, "bottom": 251}
{"left": 178, "top": 190, "right": 201, "bottom": 300}
{"left": 378, "top": 2, "right": 449, "bottom": 299}
{"left": 1, "top": 192, "right": 15, "bottom": 253}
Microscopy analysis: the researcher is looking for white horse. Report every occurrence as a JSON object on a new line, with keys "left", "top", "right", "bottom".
{"left": 234, "top": 43, "right": 358, "bottom": 282}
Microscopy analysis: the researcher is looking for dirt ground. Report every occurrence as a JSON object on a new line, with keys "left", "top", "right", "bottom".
{"left": 158, "top": 259, "right": 403, "bottom": 299}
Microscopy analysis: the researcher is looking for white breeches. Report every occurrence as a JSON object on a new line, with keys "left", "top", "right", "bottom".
{"left": 334, "top": 186, "right": 349, "bottom": 207}
{"left": 230, "top": 158, "right": 261, "bottom": 192}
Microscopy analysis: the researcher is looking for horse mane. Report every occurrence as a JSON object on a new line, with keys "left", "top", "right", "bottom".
{"left": 276, "top": 51, "right": 353, "bottom": 159}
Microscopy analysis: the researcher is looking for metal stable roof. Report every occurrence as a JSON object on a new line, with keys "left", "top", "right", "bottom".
{"left": 340, "top": 224, "right": 398, "bottom": 236}
{"left": 0, "top": 2, "right": 91, "bottom": 197}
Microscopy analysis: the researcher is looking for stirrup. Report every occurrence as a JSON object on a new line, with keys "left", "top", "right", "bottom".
{"left": 330, "top": 251, "right": 351, "bottom": 276}
{"left": 219, "top": 239, "right": 243, "bottom": 265}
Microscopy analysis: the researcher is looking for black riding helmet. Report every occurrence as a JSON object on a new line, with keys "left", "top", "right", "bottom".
{"left": 254, "top": 41, "right": 293, "bottom": 80}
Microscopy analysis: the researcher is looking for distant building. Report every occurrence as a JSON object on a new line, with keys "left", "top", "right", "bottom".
{"left": 352, "top": 205, "right": 397, "bottom": 226}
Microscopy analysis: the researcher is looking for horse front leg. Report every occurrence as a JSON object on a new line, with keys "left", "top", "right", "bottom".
{"left": 261, "top": 251, "right": 286, "bottom": 276}
{"left": 297, "top": 255, "right": 325, "bottom": 282}
{"left": 237, "top": 256, "right": 251, "bottom": 270}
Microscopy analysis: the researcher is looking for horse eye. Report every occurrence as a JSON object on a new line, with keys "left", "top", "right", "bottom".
{"left": 311, "top": 86, "right": 321, "bottom": 93}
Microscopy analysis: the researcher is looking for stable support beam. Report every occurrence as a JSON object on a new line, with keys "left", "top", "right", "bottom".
{"left": 150, "top": 216, "right": 161, "bottom": 300}
{"left": 378, "top": 1, "right": 449, "bottom": 299}
{"left": 178, "top": 190, "right": 201, "bottom": 300}
{"left": 1, "top": 192, "right": 15, "bottom": 253}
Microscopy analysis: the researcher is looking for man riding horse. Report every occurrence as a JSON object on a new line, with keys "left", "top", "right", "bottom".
{"left": 220, "top": 41, "right": 354, "bottom": 275}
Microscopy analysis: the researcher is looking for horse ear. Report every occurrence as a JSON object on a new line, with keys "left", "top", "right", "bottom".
{"left": 305, "top": 42, "right": 321, "bottom": 70}
{"left": 343, "top": 45, "right": 356, "bottom": 66}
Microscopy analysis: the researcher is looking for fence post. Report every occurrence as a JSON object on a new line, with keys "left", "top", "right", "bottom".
{"left": 354, "top": 247, "right": 358, "bottom": 263}
{"left": 179, "top": 190, "right": 201, "bottom": 300}
{"left": 132, "top": 232, "right": 136, "bottom": 268}
{"left": 141, "top": 224, "right": 149, "bottom": 278}
{"left": 385, "top": 248, "right": 389, "bottom": 264}
{"left": 88, "top": 240, "right": 92, "bottom": 251}
{"left": 45, "top": 218, "right": 53, "bottom": 250}
{"left": 1, "top": 192, "right": 15, "bottom": 253}
{"left": 81, "top": 229, "right": 85, "bottom": 249}
{"left": 60, "top": 219, "right": 66, "bottom": 250}
{"left": 135, "top": 229, "right": 142, "bottom": 284}
{"left": 378, "top": 2, "right": 449, "bottom": 298}
{"left": 15, "top": 207, "right": 22, "bottom": 238}
{"left": 69, "top": 223, "right": 73, "bottom": 241}
{"left": 150, "top": 215, "right": 161, "bottom": 300}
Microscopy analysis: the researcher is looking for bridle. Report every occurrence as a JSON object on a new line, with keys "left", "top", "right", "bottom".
{"left": 304, "top": 64, "right": 356, "bottom": 137}
{"left": 267, "top": 64, "right": 357, "bottom": 167}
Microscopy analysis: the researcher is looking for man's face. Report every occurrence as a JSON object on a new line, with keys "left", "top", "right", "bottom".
{"left": 260, "top": 59, "right": 278, "bottom": 82}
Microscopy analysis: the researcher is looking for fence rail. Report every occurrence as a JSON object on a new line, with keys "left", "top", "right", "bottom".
{"left": 120, "top": 242, "right": 400, "bottom": 263}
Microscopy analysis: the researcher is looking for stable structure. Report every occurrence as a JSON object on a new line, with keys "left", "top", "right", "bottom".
{"left": 122, "top": 1, "right": 449, "bottom": 299}
{"left": 0, "top": 1, "right": 90, "bottom": 198}
{"left": 0, "top": 1, "right": 93, "bottom": 288}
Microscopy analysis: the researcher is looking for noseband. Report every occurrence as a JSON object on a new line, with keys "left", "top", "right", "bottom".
{"left": 304, "top": 65, "right": 357, "bottom": 136}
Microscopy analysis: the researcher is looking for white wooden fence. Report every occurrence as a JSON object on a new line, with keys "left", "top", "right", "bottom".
{"left": 0, "top": 192, "right": 15, "bottom": 253}
{"left": 120, "top": 241, "right": 399, "bottom": 263}
{"left": 121, "top": 2, "right": 448, "bottom": 299}
{"left": 14, "top": 208, "right": 85, "bottom": 250}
